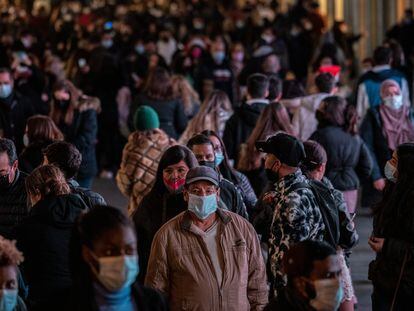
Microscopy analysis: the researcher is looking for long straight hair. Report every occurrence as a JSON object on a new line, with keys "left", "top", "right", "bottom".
{"left": 238, "top": 102, "right": 295, "bottom": 171}
{"left": 49, "top": 80, "right": 81, "bottom": 125}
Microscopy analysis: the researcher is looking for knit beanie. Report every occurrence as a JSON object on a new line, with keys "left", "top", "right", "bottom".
{"left": 134, "top": 105, "right": 160, "bottom": 131}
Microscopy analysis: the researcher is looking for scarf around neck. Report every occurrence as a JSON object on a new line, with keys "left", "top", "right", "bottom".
{"left": 379, "top": 104, "right": 414, "bottom": 150}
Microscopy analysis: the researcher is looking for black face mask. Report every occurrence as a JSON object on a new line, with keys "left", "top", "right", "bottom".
{"left": 199, "top": 160, "right": 216, "bottom": 169}
{"left": 0, "top": 172, "right": 11, "bottom": 190}
{"left": 265, "top": 168, "right": 279, "bottom": 182}
{"left": 55, "top": 99, "right": 70, "bottom": 111}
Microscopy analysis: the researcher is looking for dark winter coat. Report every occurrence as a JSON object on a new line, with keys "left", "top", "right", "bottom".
{"left": 19, "top": 140, "right": 55, "bottom": 174}
{"left": 65, "top": 279, "right": 168, "bottom": 311}
{"left": 359, "top": 107, "right": 413, "bottom": 181}
{"left": 369, "top": 188, "right": 414, "bottom": 297}
{"left": 57, "top": 107, "right": 98, "bottom": 180}
{"left": 67, "top": 179, "right": 106, "bottom": 208}
{"left": 131, "top": 94, "right": 188, "bottom": 139}
{"left": 310, "top": 125, "right": 373, "bottom": 191}
{"left": 17, "top": 194, "right": 87, "bottom": 309}
{"left": 0, "top": 91, "right": 35, "bottom": 153}
{"left": 223, "top": 100, "right": 268, "bottom": 162}
{"left": 0, "top": 170, "right": 28, "bottom": 240}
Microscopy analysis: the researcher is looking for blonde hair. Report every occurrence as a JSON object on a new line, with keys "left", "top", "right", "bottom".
{"left": 25, "top": 165, "right": 71, "bottom": 198}
{"left": 0, "top": 236, "right": 24, "bottom": 266}
{"left": 171, "top": 75, "right": 200, "bottom": 116}
{"left": 185, "top": 90, "right": 232, "bottom": 134}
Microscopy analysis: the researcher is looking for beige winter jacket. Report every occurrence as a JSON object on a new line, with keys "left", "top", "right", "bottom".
{"left": 116, "top": 129, "right": 175, "bottom": 215}
{"left": 145, "top": 209, "right": 268, "bottom": 311}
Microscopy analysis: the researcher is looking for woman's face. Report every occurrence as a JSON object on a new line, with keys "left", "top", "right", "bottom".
{"left": 208, "top": 135, "right": 223, "bottom": 154}
{"left": 382, "top": 85, "right": 400, "bottom": 98}
{"left": 90, "top": 225, "right": 137, "bottom": 258}
{"left": 53, "top": 89, "right": 70, "bottom": 101}
{"left": 162, "top": 160, "right": 189, "bottom": 185}
{"left": 0, "top": 266, "right": 17, "bottom": 290}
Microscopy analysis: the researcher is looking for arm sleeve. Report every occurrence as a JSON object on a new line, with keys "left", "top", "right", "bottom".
{"left": 246, "top": 222, "right": 269, "bottom": 310}
{"left": 355, "top": 138, "right": 373, "bottom": 181}
{"left": 356, "top": 83, "right": 370, "bottom": 125}
{"left": 116, "top": 141, "right": 134, "bottom": 197}
{"left": 360, "top": 113, "right": 382, "bottom": 181}
{"left": 144, "top": 230, "right": 170, "bottom": 295}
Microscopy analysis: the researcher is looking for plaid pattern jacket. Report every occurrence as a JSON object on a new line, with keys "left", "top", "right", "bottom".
{"left": 116, "top": 129, "right": 175, "bottom": 215}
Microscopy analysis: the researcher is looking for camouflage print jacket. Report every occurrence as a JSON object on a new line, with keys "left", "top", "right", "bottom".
{"left": 255, "top": 170, "right": 325, "bottom": 295}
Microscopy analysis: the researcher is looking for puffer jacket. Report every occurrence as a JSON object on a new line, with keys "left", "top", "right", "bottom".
{"left": 311, "top": 125, "right": 373, "bottom": 191}
{"left": 292, "top": 93, "right": 330, "bottom": 141}
{"left": 0, "top": 170, "right": 28, "bottom": 240}
{"left": 145, "top": 209, "right": 268, "bottom": 311}
{"left": 116, "top": 129, "right": 175, "bottom": 214}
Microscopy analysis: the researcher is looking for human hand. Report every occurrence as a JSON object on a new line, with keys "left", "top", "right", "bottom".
{"left": 373, "top": 178, "right": 386, "bottom": 191}
{"left": 368, "top": 236, "right": 385, "bottom": 253}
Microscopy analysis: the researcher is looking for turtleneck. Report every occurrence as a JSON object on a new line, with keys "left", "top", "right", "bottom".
{"left": 93, "top": 281, "right": 135, "bottom": 311}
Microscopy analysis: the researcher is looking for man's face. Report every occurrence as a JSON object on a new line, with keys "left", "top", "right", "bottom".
{"left": 0, "top": 72, "right": 13, "bottom": 88}
{"left": 0, "top": 152, "right": 17, "bottom": 184}
{"left": 211, "top": 40, "right": 225, "bottom": 54}
{"left": 192, "top": 144, "right": 215, "bottom": 163}
{"left": 184, "top": 180, "right": 219, "bottom": 201}
{"left": 295, "top": 254, "right": 342, "bottom": 300}
{"left": 264, "top": 153, "right": 280, "bottom": 171}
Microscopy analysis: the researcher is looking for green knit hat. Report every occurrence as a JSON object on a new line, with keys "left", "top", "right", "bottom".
{"left": 133, "top": 105, "right": 160, "bottom": 131}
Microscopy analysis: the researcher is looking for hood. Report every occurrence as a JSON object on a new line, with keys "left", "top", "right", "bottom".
{"left": 237, "top": 102, "right": 267, "bottom": 127}
{"left": 31, "top": 193, "right": 87, "bottom": 227}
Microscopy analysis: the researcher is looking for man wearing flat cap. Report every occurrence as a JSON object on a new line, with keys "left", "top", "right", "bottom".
{"left": 145, "top": 166, "right": 268, "bottom": 310}
{"left": 253, "top": 132, "right": 325, "bottom": 297}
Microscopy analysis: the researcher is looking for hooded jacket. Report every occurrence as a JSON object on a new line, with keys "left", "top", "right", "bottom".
{"left": 223, "top": 100, "right": 268, "bottom": 162}
{"left": 17, "top": 194, "right": 87, "bottom": 307}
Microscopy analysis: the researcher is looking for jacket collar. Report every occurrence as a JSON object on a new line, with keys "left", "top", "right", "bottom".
{"left": 245, "top": 98, "right": 269, "bottom": 106}
{"left": 273, "top": 169, "right": 306, "bottom": 193}
{"left": 180, "top": 209, "right": 232, "bottom": 231}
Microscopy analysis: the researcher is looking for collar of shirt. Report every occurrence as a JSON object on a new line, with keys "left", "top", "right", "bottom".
{"left": 245, "top": 98, "right": 269, "bottom": 106}
{"left": 372, "top": 65, "right": 391, "bottom": 72}
{"left": 273, "top": 169, "right": 305, "bottom": 193}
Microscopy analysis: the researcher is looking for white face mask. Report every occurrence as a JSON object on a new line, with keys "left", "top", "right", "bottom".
{"left": 384, "top": 161, "right": 397, "bottom": 183}
{"left": 383, "top": 94, "right": 403, "bottom": 110}
{"left": 23, "top": 134, "right": 29, "bottom": 147}
{"left": 310, "top": 278, "right": 343, "bottom": 311}
{"left": 90, "top": 254, "right": 139, "bottom": 292}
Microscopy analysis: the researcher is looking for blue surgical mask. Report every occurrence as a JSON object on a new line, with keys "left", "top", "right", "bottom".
{"left": 0, "top": 84, "right": 12, "bottom": 99}
{"left": 135, "top": 44, "right": 145, "bottom": 55}
{"left": 384, "top": 161, "right": 397, "bottom": 183}
{"left": 101, "top": 39, "right": 113, "bottom": 49}
{"left": 188, "top": 193, "right": 218, "bottom": 220}
{"left": 215, "top": 153, "right": 224, "bottom": 167}
{"left": 212, "top": 51, "right": 225, "bottom": 64}
{"left": 91, "top": 253, "right": 139, "bottom": 292}
{"left": 0, "top": 289, "right": 18, "bottom": 311}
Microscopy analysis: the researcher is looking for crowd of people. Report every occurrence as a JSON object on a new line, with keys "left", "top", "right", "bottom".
{"left": 0, "top": 0, "right": 414, "bottom": 310}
